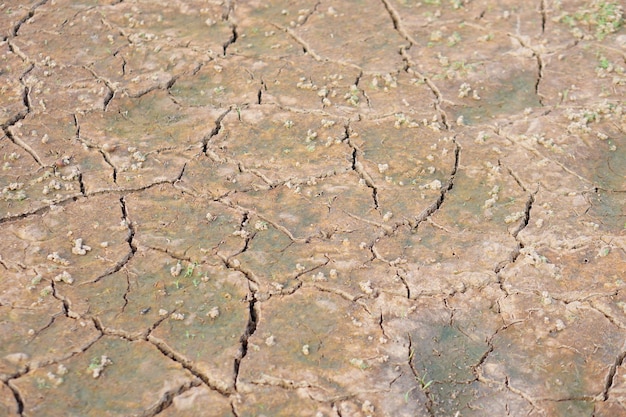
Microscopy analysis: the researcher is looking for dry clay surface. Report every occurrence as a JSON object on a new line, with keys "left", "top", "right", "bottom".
{"left": 1, "top": 0, "right": 626, "bottom": 416}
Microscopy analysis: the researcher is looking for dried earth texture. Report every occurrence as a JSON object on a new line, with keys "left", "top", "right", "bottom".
{"left": 1, "top": 0, "right": 625, "bottom": 416}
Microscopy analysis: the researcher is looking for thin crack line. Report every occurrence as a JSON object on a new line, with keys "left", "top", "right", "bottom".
{"left": 412, "top": 140, "right": 460, "bottom": 229}
{"left": 10, "top": 0, "right": 49, "bottom": 37}
{"left": 147, "top": 335, "right": 233, "bottom": 396}
{"left": 379, "top": 0, "right": 419, "bottom": 47}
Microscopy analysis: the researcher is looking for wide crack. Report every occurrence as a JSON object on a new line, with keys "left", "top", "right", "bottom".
{"left": 233, "top": 298, "right": 258, "bottom": 390}
{"left": 601, "top": 349, "right": 626, "bottom": 401}
{"left": 222, "top": 24, "right": 238, "bottom": 56}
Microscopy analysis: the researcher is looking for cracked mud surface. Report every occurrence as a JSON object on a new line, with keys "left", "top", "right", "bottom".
{"left": 1, "top": 0, "right": 625, "bottom": 416}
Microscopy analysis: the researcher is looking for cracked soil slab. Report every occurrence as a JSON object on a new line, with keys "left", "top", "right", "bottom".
{"left": 1, "top": 0, "right": 625, "bottom": 416}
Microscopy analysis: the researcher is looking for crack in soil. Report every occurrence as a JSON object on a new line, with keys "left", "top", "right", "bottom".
{"left": 511, "top": 191, "right": 536, "bottom": 239}
{"left": 10, "top": 0, "right": 48, "bottom": 37}
{"left": 379, "top": 0, "right": 419, "bottom": 47}
{"left": 147, "top": 335, "right": 232, "bottom": 396}
{"left": 222, "top": 24, "right": 238, "bottom": 56}
{"left": 201, "top": 108, "right": 232, "bottom": 155}
{"left": 344, "top": 124, "right": 379, "bottom": 211}
{"left": 540, "top": 0, "right": 547, "bottom": 34}
{"left": 411, "top": 140, "right": 460, "bottom": 230}
{"left": 400, "top": 48, "right": 450, "bottom": 129}
{"left": 233, "top": 298, "right": 258, "bottom": 391}
{"left": 506, "top": 33, "right": 545, "bottom": 106}
{"left": 600, "top": 348, "right": 626, "bottom": 401}
{"left": 92, "top": 316, "right": 234, "bottom": 397}
{"left": 140, "top": 379, "right": 202, "bottom": 417}
{"left": 407, "top": 334, "right": 436, "bottom": 417}
{"left": 5, "top": 380, "right": 25, "bottom": 416}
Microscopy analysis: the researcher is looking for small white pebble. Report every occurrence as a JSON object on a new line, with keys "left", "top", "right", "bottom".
{"left": 265, "top": 335, "right": 276, "bottom": 346}
{"left": 47, "top": 252, "right": 70, "bottom": 266}
{"left": 57, "top": 364, "right": 68, "bottom": 375}
{"left": 90, "top": 355, "right": 112, "bottom": 379}
{"left": 71, "top": 238, "right": 91, "bottom": 255}
{"left": 555, "top": 319, "right": 566, "bottom": 331}
{"left": 207, "top": 306, "right": 220, "bottom": 319}
{"left": 359, "top": 280, "right": 374, "bottom": 295}
{"left": 171, "top": 312, "right": 185, "bottom": 321}
{"left": 504, "top": 212, "right": 525, "bottom": 224}
{"left": 53, "top": 271, "right": 74, "bottom": 284}
{"left": 362, "top": 400, "right": 375, "bottom": 413}
{"left": 254, "top": 220, "right": 268, "bottom": 230}
{"left": 170, "top": 262, "right": 182, "bottom": 277}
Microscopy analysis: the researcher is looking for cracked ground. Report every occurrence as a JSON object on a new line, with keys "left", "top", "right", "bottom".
{"left": 0, "top": 0, "right": 625, "bottom": 416}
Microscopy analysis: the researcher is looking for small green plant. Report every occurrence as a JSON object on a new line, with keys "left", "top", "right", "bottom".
{"left": 563, "top": 1, "right": 623, "bottom": 40}
{"left": 447, "top": 31, "right": 462, "bottom": 47}
{"left": 36, "top": 378, "right": 50, "bottom": 389}
{"left": 598, "top": 56, "right": 611, "bottom": 70}
{"left": 87, "top": 357, "right": 101, "bottom": 371}
{"left": 417, "top": 372, "right": 433, "bottom": 390}
{"left": 184, "top": 262, "right": 197, "bottom": 278}
{"left": 592, "top": 1, "right": 623, "bottom": 39}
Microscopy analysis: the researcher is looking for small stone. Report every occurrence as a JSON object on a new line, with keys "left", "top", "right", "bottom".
{"left": 90, "top": 355, "right": 112, "bottom": 379}
{"left": 53, "top": 271, "right": 74, "bottom": 284}
{"left": 72, "top": 238, "right": 91, "bottom": 255}
{"left": 170, "top": 262, "right": 183, "bottom": 277}
{"left": 5, "top": 352, "right": 29, "bottom": 364}
{"left": 207, "top": 306, "right": 220, "bottom": 319}
{"left": 555, "top": 319, "right": 566, "bottom": 331}
{"left": 171, "top": 312, "right": 185, "bottom": 321}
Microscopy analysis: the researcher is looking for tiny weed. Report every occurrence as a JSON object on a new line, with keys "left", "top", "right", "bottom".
{"left": 36, "top": 378, "right": 50, "bottom": 390}
{"left": 598, "top": 56, "right": 610, "bottom": 69}
{"left": 417, "top": 372, "right": 433, "bottom": 390}
{"left": 87, "top": 357, "right": 101, "bottom": 371}
{"left": 564, "top": 1, "right": 623, "bottom": 40}
{"left": 184, "top": 262, "right": 197, "bottom": 278}
{"left": 447, "top": 31, "right": 462, "bottom": 47}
